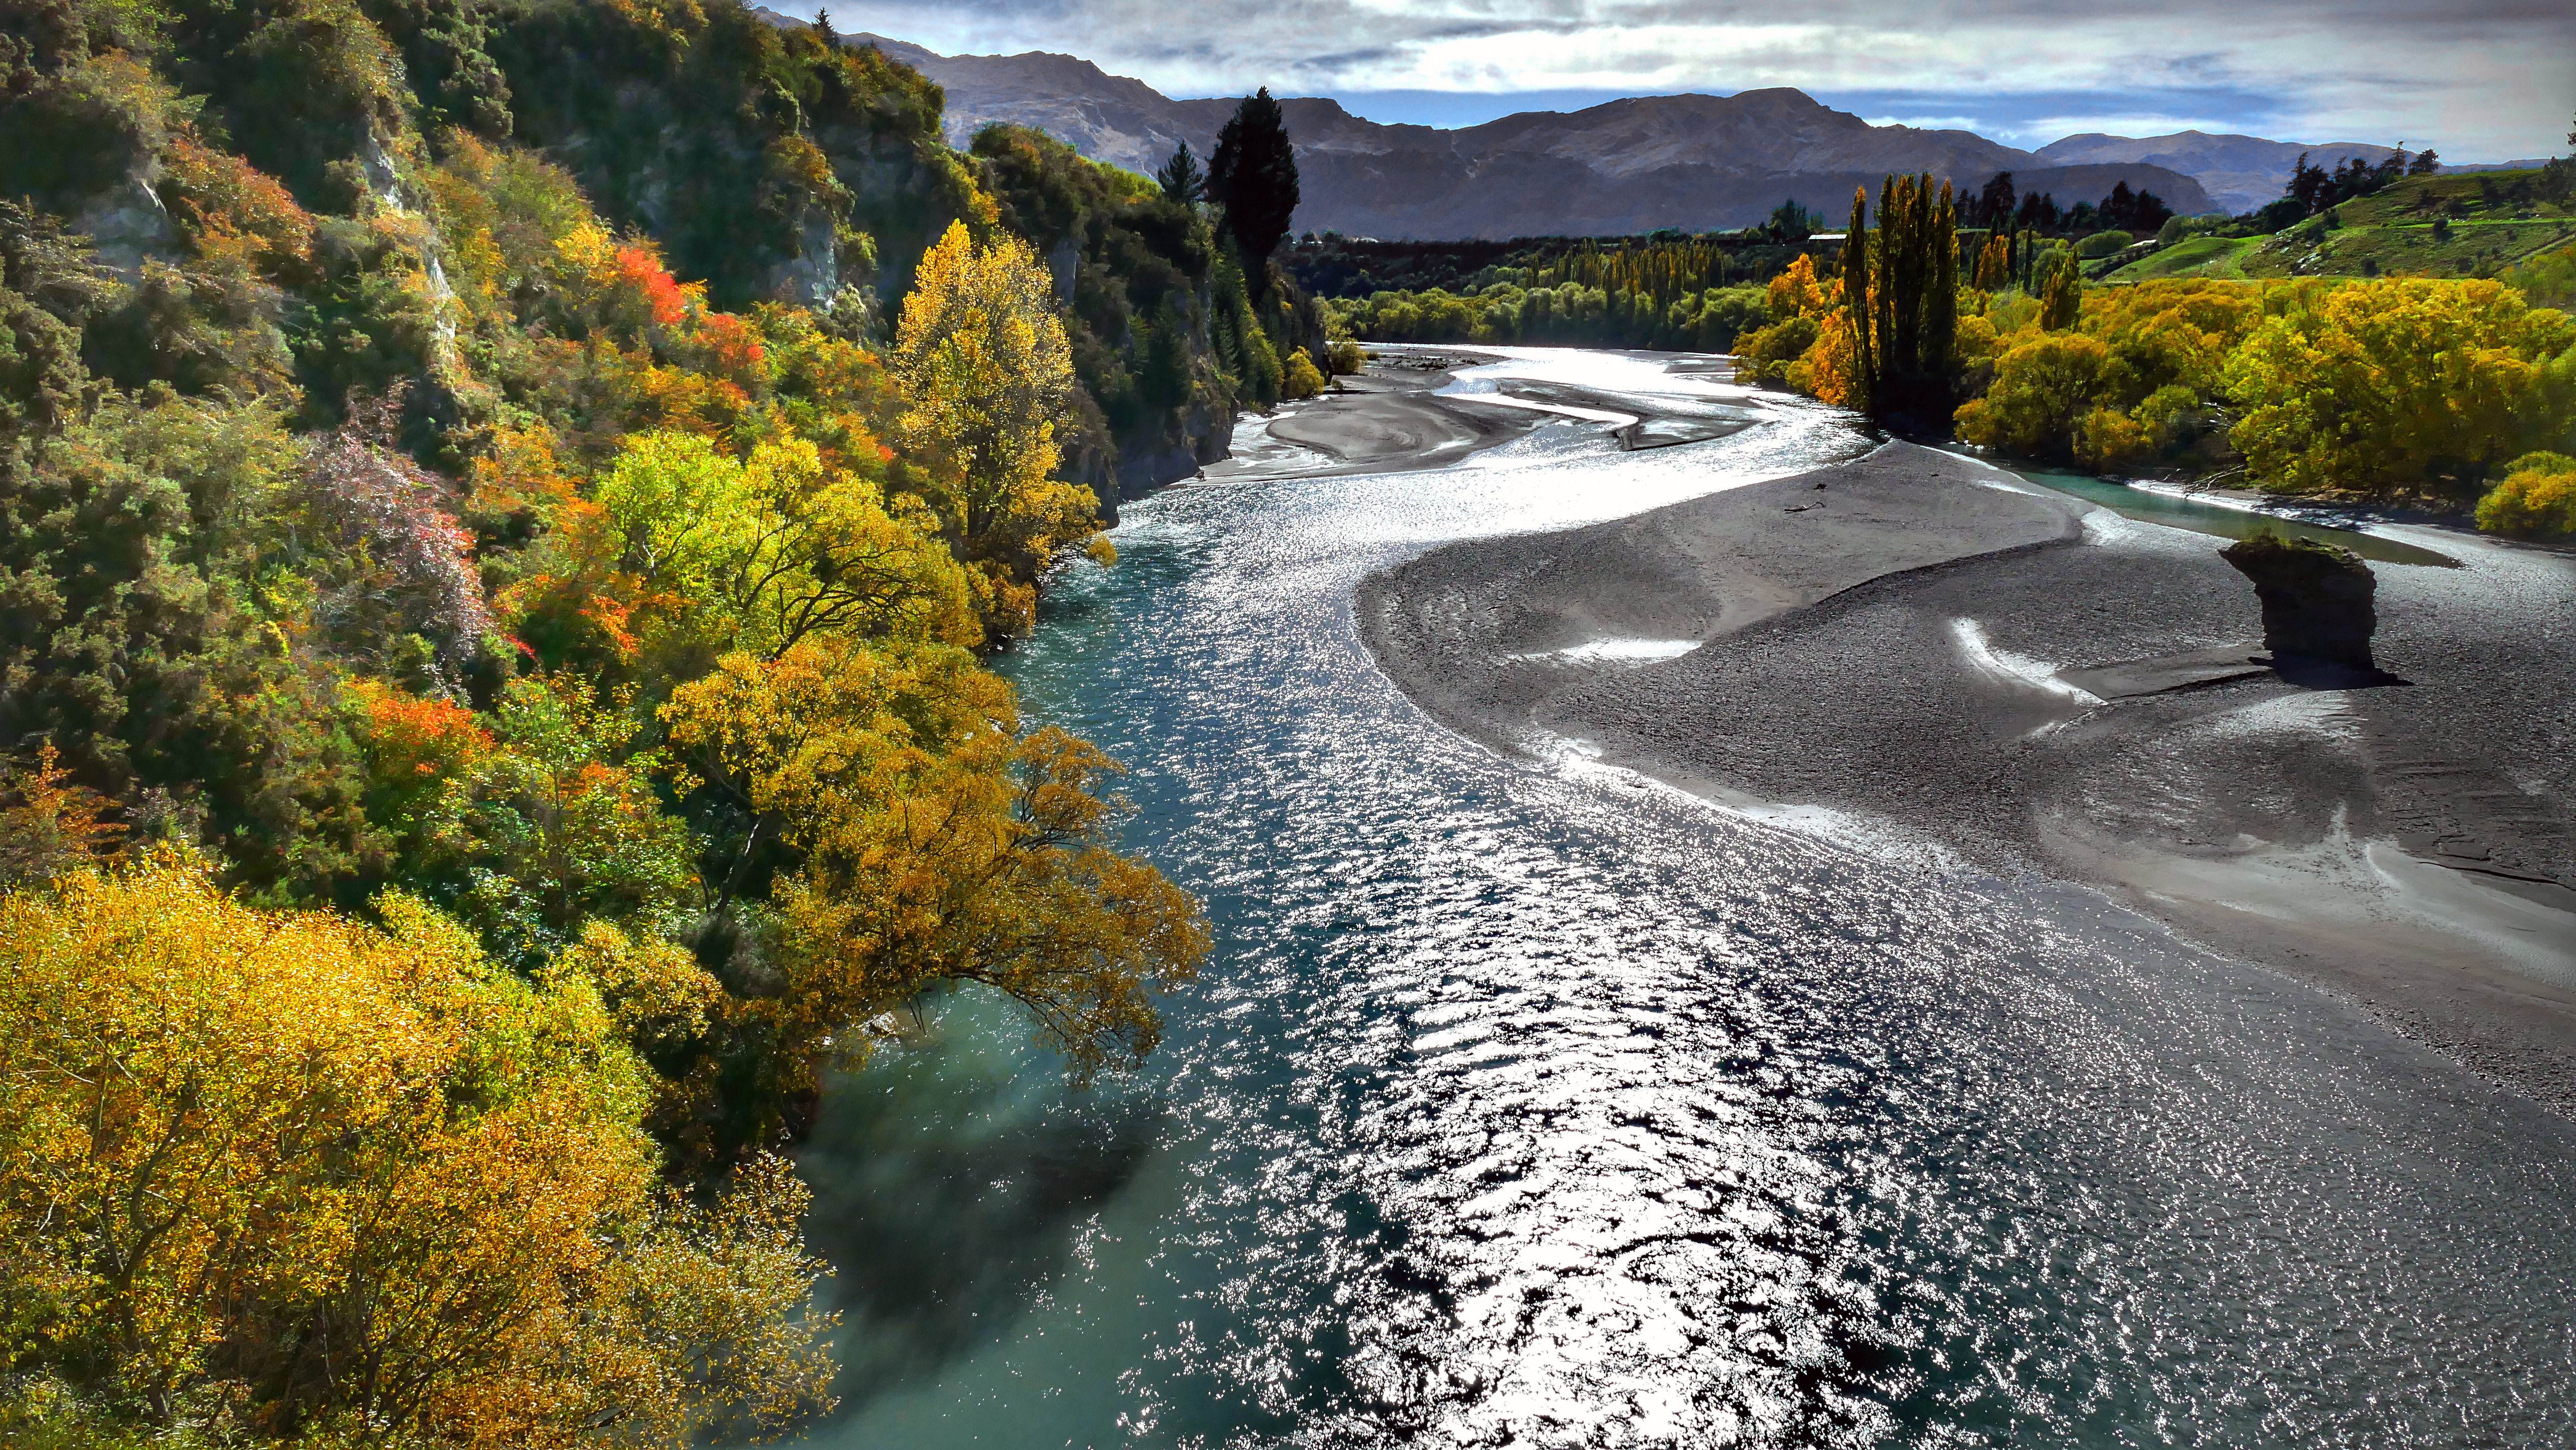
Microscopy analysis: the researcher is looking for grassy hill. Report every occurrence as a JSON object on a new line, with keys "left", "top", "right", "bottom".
{"left": 2109, "top": 168, "right": 2576, "bottom": 284}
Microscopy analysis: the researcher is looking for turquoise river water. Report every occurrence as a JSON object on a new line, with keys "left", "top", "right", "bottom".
{"left": 774, "top": 350, "right": 2576, "bottom": 1449}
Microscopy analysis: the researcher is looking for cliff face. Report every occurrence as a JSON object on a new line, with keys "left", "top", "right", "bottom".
{"left": 831, "top": 31, "right": 2218, "bottom": 237}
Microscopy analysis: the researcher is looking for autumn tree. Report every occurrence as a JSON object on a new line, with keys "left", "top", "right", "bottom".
{"left": 2038, "top": 249, "right": 2083, "bottom": 330}
{"left": 661, "top": 635, "right": 1206, "bottom": 1102}
{"left": 0, "top": 853, "right": 837, "bottom": 1446}
{"left": 1209, "top": 87, "right": 1300, "bottom": 266}
{"left": 890, "top": 221, "right": 1102, "bottom": 641}
{"left": 2224, "top": 277, "right": 2576, "bottom": 498}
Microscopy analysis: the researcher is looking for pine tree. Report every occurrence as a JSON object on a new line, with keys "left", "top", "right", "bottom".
{"left": 1155, "top": 141, "right": 1204, "bottom": 206}
{"left": 1209, "top": 88, "right": 1300, "bottom": 268}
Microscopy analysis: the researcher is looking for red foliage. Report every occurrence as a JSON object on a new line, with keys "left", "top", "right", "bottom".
{"left": 697, "top": 311, "right": 766, "bottom": 377}
{"left": 616, "top": 246, "right": 691, "bottom": 328}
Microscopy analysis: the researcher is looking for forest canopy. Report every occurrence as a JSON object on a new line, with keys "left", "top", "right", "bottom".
{"left": 0, "top": 0, "right": 1261, "bottom": 1442}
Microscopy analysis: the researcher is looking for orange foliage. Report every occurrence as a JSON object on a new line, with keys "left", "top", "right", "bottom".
{"left": 0, "top": 745, "right": 125, "bottom": 885}
{"left": 353, "top": 678, "right": 496, "bottom": 782}
{"left": 158, "top": 134, "right": 316, "bottom": 280}
{"left": 697, "top": 310, "right": 768, "bottom": 377}
{"left": 618, "top": 245, "right": 692, "bottom": 328}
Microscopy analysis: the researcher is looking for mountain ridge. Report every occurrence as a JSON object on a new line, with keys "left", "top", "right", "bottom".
{"left": 775, "top": 19, "right": 2217, "bottom": 237}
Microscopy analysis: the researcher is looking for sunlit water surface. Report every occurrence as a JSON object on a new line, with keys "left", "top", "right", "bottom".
{"left": 779, "top": 353, "right": 2576, "bottom": 1450}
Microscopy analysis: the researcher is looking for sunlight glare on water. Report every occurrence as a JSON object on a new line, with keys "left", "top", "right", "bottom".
{"left": 779, "top": 352, "right": 2576, "bottom": 1450}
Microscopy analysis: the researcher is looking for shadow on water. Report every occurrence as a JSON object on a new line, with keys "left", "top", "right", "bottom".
{"left": 793, "top": 991, "right": 1163, "bottom": 1412}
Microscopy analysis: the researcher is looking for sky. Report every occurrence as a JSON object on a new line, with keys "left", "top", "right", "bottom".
{"left": 816, "top": 0, "right": 2576, "bottom": 160}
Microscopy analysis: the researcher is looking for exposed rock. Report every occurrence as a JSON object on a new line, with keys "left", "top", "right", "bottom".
{"left": 69, "top": 169, "right": 175, "bottom": 277}
{"left": 2220, "top": 533, "right": 2378, "bottom": 671}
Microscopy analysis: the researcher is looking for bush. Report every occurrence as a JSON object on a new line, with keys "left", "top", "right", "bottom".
{"left": 2157, "top": 214, "right": 2227, "bottom": 246}
{"left": 1326, "top": 337, "right": 1367, "bottom": 373}
{"left": 1282, "top": 349, "right": 1327, "bottom": 398}
{"left": 2475, "top": 451, "right": 2576, "bottom": 535}
{"left": 1734, "top": 313, "right": 1819, "bottom": 382}
{"left": 2075, "top": 229, "right": 2136, "bottom": 259}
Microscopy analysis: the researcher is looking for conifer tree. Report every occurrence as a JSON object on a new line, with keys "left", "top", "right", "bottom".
{"left": 1155, "top": 141, "right": 1205, "bottom": 206}
{"left": 1209, "top": 88, "right": 1300, "bottom": 267}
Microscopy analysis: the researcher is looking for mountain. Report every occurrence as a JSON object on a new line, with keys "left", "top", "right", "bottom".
{"left": 795, "top": 21, "right": 2215, "bottom": 238}
{"left": 2036, "top": 131, "right": 2401, "bottom": 215}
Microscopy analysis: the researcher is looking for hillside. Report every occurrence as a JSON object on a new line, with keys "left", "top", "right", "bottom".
{"left": 811, "top": 24, "right": 2214, "bottom": 238}
{"left": 2108, "top": 168, "right": 2576, "bottom": 283}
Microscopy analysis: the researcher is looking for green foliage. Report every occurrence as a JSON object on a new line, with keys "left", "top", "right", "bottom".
{"left": 969, "top": 123, "right": 1248, "bottom": 485}
{"left": 2074, "top": 229, "right": 2135, "bottom": 259}
{"left": 0, "top": 6, "right": 1220, "bottom": 1442}
{"left": 1209, "top": 87, "right": 1299, "bottom": 265}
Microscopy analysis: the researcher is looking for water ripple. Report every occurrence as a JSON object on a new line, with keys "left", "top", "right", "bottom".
{"left": 782, "top": 354, "right": 2576, "bottom": 1450}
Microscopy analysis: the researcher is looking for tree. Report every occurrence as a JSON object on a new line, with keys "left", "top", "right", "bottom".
{"left": 1840, "top": 187, "right": 1875, "bottom": 408}
{"left": 2038, "top": 249, "right": 2082, "bottom": 330}
{"left": 1978, "top": 172, "right": 2017, "bottom": 230}
{"left": 0, "top": 852, "right": 838, "bottom": 1446}
{"left": 1972, "top": 229, "right": 2013, "bottom": 292}
{"left": 2224, "top": 278, "right": 2576, "bottom": 499}
{"left": 1858, "top": 172, "right": 1959, "bottom": 422}
{"left": 890, "top": 220, "right": 1100, "bottom": 640}
{"left": 660, "top": 636, "right": 1207, "bottom": 1087}
{"left": 1154, "top": 140, "right": 1204, "bottom": 206}
{"left": 591, "top": 430, "right": 977, "bottom": 663}
{"left": 1208, "top": 88, "right": 1299, "bottom": 265}
{"left": 1953, "top": 332, "right": 2113, "bottom": 461}
{"left": 2408, "top": 148, "right": 2442, "bottom": 176}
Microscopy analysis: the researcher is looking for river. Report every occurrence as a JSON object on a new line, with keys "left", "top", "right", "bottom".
{"left": 779, "top": 350, "right": 2576, "bottom": 1449}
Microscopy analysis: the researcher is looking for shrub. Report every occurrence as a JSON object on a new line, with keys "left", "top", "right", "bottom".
{"left": 1282, "top": 348, "right": 1327, "bottom": 398}
{"left": 2075, "top": 229, "right": 2136, "bottom": 259}
{"left": 2475, "top": 451, "right": 2576, "bottom": 535}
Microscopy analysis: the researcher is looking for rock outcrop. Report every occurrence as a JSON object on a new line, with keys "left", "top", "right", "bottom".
{"left": 2220, "top": 533, "right": 2378, "bottom": 671}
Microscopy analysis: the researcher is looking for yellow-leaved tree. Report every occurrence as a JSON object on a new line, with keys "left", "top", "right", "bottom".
{"left": 891, "top": 220, "right": 1103, "bottom": 641}
{"left": 2224, "top": 278, "right": 2576, "bottom": 497}
{"left": 0, "top": 852, "right": 836, "bottom": 1447}
{"left": 662, "top": 635, "right": 1205, "bottom": 1092}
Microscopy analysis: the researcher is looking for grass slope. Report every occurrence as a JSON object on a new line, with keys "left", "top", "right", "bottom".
{"left": 2110, "top": 168, "right": 2576, "bottom": 284}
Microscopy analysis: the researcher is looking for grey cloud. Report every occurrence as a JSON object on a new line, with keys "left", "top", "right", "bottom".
{"left": 831, "top": 0, "right": 2575, "bottom": 155}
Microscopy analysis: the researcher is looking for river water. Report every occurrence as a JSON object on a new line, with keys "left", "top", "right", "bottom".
{"left": 781, "top": 351, "right": 2576, "bottom": 1449}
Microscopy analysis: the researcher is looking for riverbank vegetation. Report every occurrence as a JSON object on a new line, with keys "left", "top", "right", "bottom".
{"left": 0, "top": 0, "right": 1301, "bottom": 1441}
{"left": 1743, "top": 164, "right": 2576, "bottom": 533}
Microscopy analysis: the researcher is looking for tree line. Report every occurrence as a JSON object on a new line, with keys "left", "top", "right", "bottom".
{"left": 1731, "top": 170, "right": 2576, "bottom": 534}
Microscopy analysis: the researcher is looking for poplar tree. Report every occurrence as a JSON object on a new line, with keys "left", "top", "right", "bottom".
{"left": 1847, "top": 173, "right": 1958, "bottom": 423}
{"left": 1841, "top": 186, "right": 1874, "bottom": 408}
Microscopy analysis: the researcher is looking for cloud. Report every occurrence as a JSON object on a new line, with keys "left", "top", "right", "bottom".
{"left": 822, "top": 0, "right": 2575, "bottom": 157}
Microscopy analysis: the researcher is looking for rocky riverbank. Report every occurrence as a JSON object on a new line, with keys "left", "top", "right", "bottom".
{"left": 1358, "top": 436, "right": 2576, "bottom": 1112}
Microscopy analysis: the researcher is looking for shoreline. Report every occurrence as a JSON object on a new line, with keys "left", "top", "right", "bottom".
{"left": 1348, "top": 414, "right": 2576, "bottom": 1114}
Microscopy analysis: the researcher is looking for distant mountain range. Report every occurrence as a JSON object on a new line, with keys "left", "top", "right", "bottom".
{"left": 2037, "top": 133, "right": 2398, "bottom": 215}
{"left": 768, "top": 14, "right": 2528, "bottom": 240}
